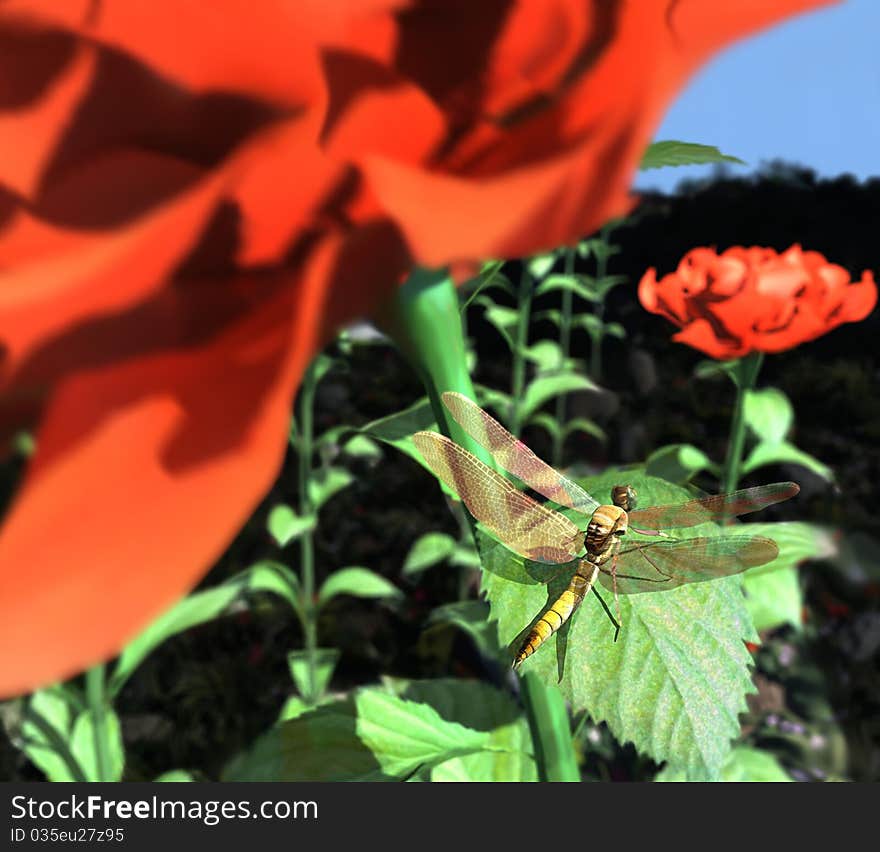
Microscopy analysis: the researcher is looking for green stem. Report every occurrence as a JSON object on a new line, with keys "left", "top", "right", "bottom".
{"left": 721, "top": 352, "right": 764, "bottom": 496}
{"left": 85, "top": 665, "right": 111, "bottom": 782}
{"left": 553, "top": 249, "right": 576, "bottom": 466}
{"left": 510, "top": 266, "right": 534, "bottom": 437}
{"left": 298, "top": 360, "right": 319, "bottom": 703}
{"left": 520, "top": 672, "right": 580, "bottom": 782}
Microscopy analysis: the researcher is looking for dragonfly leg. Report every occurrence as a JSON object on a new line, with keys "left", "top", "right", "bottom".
{"left": 591, "top": 586, "right": 620, "bottom": 642}
{"left": 610, "top": 552, "right": 622, "bottom": 628}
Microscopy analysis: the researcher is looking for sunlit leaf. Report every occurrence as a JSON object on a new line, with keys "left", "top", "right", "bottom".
{"left": 223, "top": 681, "right": 523, "bottom": 781}
{"left": 267, "top": 504, "right": 316, "bottom": 547}
{"left": 528, "top": 252, "right": 558, "bottom": 279}
{"left": 743, "top": 441, "right": 834, "bottom": 482}
{"left": 657, "top": 745, "right": 791, "bottom": 782}
{"left": 744, "top": 388, "right": 793, "bottom": 444}
{"left": 564, "top": 418, "right": 607, "bottom": 444}
{"left": 154, "top": 770, "right": 196, "bottom": 782}
{"left": 645, "top": 443, "right": 720, "bottom": 484}
{"left": 70, "top": 709, "right": 125, "bottom": 782}
{"left": 404, "top": 532, "right": 457, "bottom": 575}
{"left": 736, "top": 521, "right": 835, "bottom": 632}
{"left": 342, "top": 434, "right": 382, "bottom": 459}
{"left": 17, "top": 688, "right": 85, "bottom": 782}
{"left": 318, "top": 567, "right": 400, "bottom": 606}
{"left": 520, "top": 374, "right": 598, "bottom": 422}
{"left": 640, "top": 141, "right": 745, "bottom": 170}
{"left": 425, "top": 601, "right": 501, "bottom": 659}
{"left": 308, "top": 466, "right": 355, "bottom": 510}
{"left": 522, "top": 340, "right": 565, "bottom": 372}
{"left": 481, "top": 471, "right": 758, "bottom": 779}
{"left": 287, "top": 649, "right": 341, "bottom": 700}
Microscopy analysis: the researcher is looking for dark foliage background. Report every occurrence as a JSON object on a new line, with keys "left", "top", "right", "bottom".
{"left": 3, "top": 163, "right": 878, "bottom": 781}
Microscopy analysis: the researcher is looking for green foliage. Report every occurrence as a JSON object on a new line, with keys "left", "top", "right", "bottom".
{"left": 360, "top": 396, "right": 438, "bottom": 470}
{"left": 742, "top": 387, "right": 833, "bottom": 481}
{"left": 645, "top": 443, "right": 720, "bottom": 484}
{"left": 223, "top": 680, "right": 535, "bottom": 782}
{"left": 404, "top": 532, "right": 457, "bottom": 575}
{"left": 640, "top": 141, "right": 746, "bottom": 170}
{"left": 12, "top": 687, "right": 124, "bottom": 782}
{"left": 267, "top": 504, "right": 316, "bottom": 547}
{"left": 519, "top": 373, "right": 598, "bottom": 423}
{"left": 738, "top": 522, "right": 837, "bottom": 632}
{"left": 308, "top": 466, "right": 355, "bottom": 510}
{"left": 657, "top": 745, "right": 791, "bottom": 782}
{"left": 318, "top": 567, "right": 401, "bottom": 605}
{"left": 480, "top": 470, "right": 758, "bottom": 779}
{"left": 424, "top": 601, "right": 501, "bottom": 659}
{"left": 287, "top": 650, "right": 341, "bottom": 700}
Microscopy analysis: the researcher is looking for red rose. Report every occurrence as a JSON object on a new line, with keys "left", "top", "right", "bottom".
{"left": 0, "top": 0, "right": 836, "bottom": 696}
{"left": 638, "top": 245, "right": 877, "bottom": 359}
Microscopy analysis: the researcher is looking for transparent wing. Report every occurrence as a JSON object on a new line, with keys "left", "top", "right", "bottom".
{"left": 441, "top": 392, "right": 600, "bottom": 516}
{"left": 628, "top": 482, "right": 799, "bottom": 531}
{"left": 598, "top": 535, "right": 779, "bottom": 594}
{"left": 413, "top": 431, "right": 583, "bottom": 564}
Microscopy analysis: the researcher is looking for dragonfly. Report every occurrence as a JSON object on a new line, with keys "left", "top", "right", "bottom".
{"left": 412, "top": 392, "right": 800, "bottom": 669}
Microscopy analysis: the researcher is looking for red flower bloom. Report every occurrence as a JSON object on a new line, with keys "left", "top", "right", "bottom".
{"left": 0, "top": 0, "right": 836, "bottom": 696}
{"left": 639, "top": 245, "right": 877, "bottom": 359}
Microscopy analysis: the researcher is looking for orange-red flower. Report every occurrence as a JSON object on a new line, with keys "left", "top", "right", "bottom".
{"left": 0, "top": 0, "right": 837, "bottom": 696}
{"left": 638, "top": 245, "right": 877, "bottom": 359}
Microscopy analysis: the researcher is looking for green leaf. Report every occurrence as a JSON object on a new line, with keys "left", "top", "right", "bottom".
{"left": 342, "top": 434, "right": 382, "bottom": 459}
{"left": 223, "top": 681, "right": 525, "bottom": 781}
{"left": 694, "top": 359, "right": 741, "bottom": 382}
{"left": 449, "top": 544, "right": 482, "bottom": 569}
{"left": 604, "top": 322, "right": 626, "bottom": 339}
{"left": 532, "top": 308, "right": 562, "bottom": 328}
{"left": 645, "top": 443, "right": 720, "bottom": 484}
{"left": 742, "top": 565, "right": 802, "bottom": 633}
{"left": 310, "top": 352, "right": 337, "bottom": 385}
{"left": 18, "top": 689, "right": 85, "bottom": 782}
{"left": 737, "top": 521, "right": 836, "bottom": 632}
{"left": 526, "top": 411, "right": 562, "bottom": 441}
{"left": 360, "top": 397, "right": 438, "bottom": 470}
{"left": 520, "top": 373, "right": 598, "bottom": 423}
{"left": 308, "top": 466, "right": 355, "bottom": 510}
{"left": 110, "top": 585, "right": 244, "bottom": 696}
{"left": 267, "top": 504, "right": 316, "bottom": 547}
{"left": 744, "top": 388, "right": 793, "bottom": 444}
{"left": 425, "top": 601, "right": 501, "bottom": 659}
{"left": 242, "top": 559, "right": 302, "bottom": 614}
{"left": 563, "top": 417, "right": 607, "bottom": 444}
{"left": 481, "top": 471, "right": 758, "bottom": 779}
{"left": 522, "top": 340, "right": 564, "bottom": 372}
{"left": 404, "top": 532, "right": 457, "bottom": 575}
{"left": 154, "top": 770, "right": 196, "bottom": 782}
{"left": 640, "top": 141, "right": 746, "bottom": 171}
{"left": 318, "top": 567, "right": 401, "bottom": 606}
{"left": 657, "top": 746, "right": 791, "bottom": 782}
{"left": 742, "top": 441, "right": 834, "bottom": 482}
{"left": 479, "top": 301, "right": 518, "bottom": 351}
{"left": 287, "top": 649, "right": 341, "bottom": 699}
{"left": 528, "top": 252, "right": 558, "bottom": 279}
{"left": 71, "top": 709, "right": 125, "bottom": 782}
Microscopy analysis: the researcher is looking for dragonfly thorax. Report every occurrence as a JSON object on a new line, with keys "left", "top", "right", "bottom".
{"left": 584, "top": 504, "right": 628, "bottom": 555}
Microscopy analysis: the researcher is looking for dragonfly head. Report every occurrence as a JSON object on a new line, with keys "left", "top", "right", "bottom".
{"left": 586, "top": 505, "right": 628, "bottom": 552}
{"left": 611, "top": 484, "right": 638, "bottom": 512}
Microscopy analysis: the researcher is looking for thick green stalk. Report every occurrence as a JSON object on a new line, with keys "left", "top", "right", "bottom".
{"left": 553, "top": 249, "right": 576, "bottom": 466}
{"left": 520, "top": 672, "right": 580, "bottom": 782}
{"left": 509, "top": 266, "right": 534, "bottom": 438}
{"left": 297, "top": 360, "right": 320, "bottom": 703}
{"left": 85, "top": 665, "right": 111, "bottom": 782}
{"left": 721, "top": 352, "right": 764, "bottom": 496}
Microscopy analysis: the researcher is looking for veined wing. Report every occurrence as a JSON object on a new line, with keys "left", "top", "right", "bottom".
{"left": 628, "top": 482, "right": 799, "bottom": 531}
{"left": 598, "top": 535, "right": 779, "bottom": 594}
{"left": 413, "top": 430, "right": 583, "bottom": 564}
{"left": 441, "top": 392, "right": 600, "bottom": 516}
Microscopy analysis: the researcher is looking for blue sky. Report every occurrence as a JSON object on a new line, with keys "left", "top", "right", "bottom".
{"left": 636, "top": 0, "right": 880, "bottom": 194}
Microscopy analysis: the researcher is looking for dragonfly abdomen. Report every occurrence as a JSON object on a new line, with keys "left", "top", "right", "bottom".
{"left": 513, "top": 560, "right": 599, "bottom": 668}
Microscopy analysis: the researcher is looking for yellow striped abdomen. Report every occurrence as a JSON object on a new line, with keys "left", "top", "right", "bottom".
{"left": 513, "top": 560, "right": 599, "bottom": 668}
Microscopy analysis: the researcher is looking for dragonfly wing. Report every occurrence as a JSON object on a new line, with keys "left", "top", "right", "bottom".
{"left": 413, "top": 431, "right": 583, "bottom": 564}
{"left": 441, "top": 392, "right": 600, "bottom": 515}
{"left": 598, "top": 535, "right": 779, "bottom": 594}
{"left": 628, "top": 482, "right": 799, "bottom": 531}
